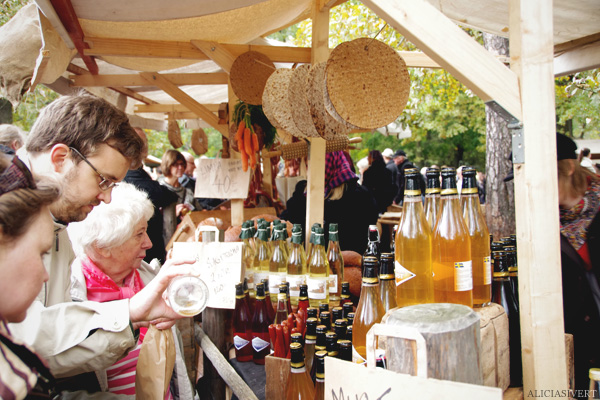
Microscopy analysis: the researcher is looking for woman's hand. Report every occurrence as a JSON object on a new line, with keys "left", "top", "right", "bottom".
{"left": 128, "top": 258, "right": 196, "bottom": 329}
{"left": 176, "top": 203, "right": 193, "bottom": 217}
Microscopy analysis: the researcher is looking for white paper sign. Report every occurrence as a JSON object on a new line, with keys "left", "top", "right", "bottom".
{"left": 194, "top": 158, "right": 251, "bottom": 199}
{"left": 173, "top": 241, "right": 243, "bottom": 309}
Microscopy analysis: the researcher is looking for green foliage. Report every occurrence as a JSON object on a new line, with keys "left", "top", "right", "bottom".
{"left": 146, "top": 123, "right": 224, "bottom": 160}
{"left": 555, "top": 70, "right": 600, "bottom": 139}
{"left": 0, "top": 0, "right": 29, "bottom": 26}
{"left": 12, "top": 87, "right": 59, "bottom": 132}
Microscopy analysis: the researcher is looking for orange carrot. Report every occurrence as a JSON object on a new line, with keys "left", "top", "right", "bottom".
{"left": 241, "top": 153, "right": 248, "bottom": 172}
{"left": 249, "top": 151, "right": 256, "bottom": 169}
{"left": 235, "top": 120, "right": 245, "bottom": 142}
{"left": 244, "top": 128, "right": 253, "bottom": 156}
{"left": 252, "top": 132, "right": 259, "bottom": 153}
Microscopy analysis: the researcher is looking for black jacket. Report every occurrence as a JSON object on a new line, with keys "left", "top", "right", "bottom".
{"left": 362, "top": 159, "right": 397, "bottom": 214}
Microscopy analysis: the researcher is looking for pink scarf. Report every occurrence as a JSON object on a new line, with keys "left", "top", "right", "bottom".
{"left": 81, "top": 257, "right": 144, "bottom": 302}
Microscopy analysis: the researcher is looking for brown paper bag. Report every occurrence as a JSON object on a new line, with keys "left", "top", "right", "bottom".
{"left": 135, "top": 326, "right": 176, "bottom": 399}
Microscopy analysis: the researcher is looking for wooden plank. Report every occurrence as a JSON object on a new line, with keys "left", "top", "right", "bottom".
{"left": 191, "top": 40, "right": 236, "bottom": 73}
{"left": 362, "top": 0, "right": 522, "bottom": 121}
{"left": 509, "top": 0, "right": 568, "bottom": 396}
{"left": 554, "top": 40, "right": 600, "bottom": 76}
{"left": 71, "top": 73, "right": 229, "bottom": 87}
{"left": 135, "top": 103, "right": 220, "bottom": 113}
{"left": 108, "top": 86, "right": 157, "bottom": 105}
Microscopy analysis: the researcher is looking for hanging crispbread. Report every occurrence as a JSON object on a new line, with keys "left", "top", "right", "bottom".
{"left": 325, "top": 38, "right": 411, "bottom": 129}
{"left": 280, "top": 135, "right": 350, "bottom": 160}
{"left": 230, "top": 51, "right": 275, "bottom": 105}
{"left": 167, "top": 114, "right": 183, "bottom": 148}
{"left": 288, "top": 64, "right": 320, "bottom": 138}
{"left": 191, "top": 128, "right": 208, "bottom": 155}
{"left": 262, "top": 68, "right": 306, "bottom": 139}
{"left": 306, "top": 62, "right": 352, "bottom": 139}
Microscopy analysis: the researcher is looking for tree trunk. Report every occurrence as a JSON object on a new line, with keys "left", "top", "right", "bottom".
{"left": 483, "top": 33, "right": 516, "bottom": 241}
{"left": 0, "top": 99, "right": 12, "bottom": 124}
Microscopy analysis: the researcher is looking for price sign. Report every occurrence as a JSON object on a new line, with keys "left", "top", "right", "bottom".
{"left": 194, "top": 158, "right": 251, "bottom": 199}
{"left": 173, "top": 241, "right": 243, "bottom": 309}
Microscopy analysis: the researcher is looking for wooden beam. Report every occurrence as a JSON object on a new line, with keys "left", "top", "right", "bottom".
{"left": 135, "top": 104, "right": 220, "bottom": 113}
{"left": 190, "top": 41, "right": 236, "bottom": 73}
{"left": 70, "top": 73, "right": 229, "bottom": 87}
{"left": 49, "top": 0, "right": 98, "bottom": 74}
{"left": 362, "top": 0, "right": 522, "bottom": 121}
{"left": 509, "top": 0, "right": 567, "bottom": 395}
{"left": 318, "top": 0, "right": 346, "bottom": 12}
{"left": 554, "top": 40, "right": 600, "bottom": 76}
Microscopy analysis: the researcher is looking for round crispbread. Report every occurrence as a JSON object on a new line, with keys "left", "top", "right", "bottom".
{"left": 288, "top": 64, "right": 319, "bottom": 138}
{"left": 191, "top": 128, "right": 208, "bottom": 155}
{"left": 306, "top": 62, "right": 354, "bottom": 139}
{"left": 230, "top": 51, "right": 275, "bottom": 105}
{"left": 262, "top": 68, "right": 305, "bottom": 139}
{"left": 325, "top": 38, "right": 410, "bottom": 129}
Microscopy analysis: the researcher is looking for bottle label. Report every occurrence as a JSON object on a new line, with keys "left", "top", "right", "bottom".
{"left": 352, "top": 346, "right": 366, "bottom": 365}
{"left": 483, "top": 256, "right": 492, "bottom": 285}
{"left": 233, "top": 335, "right": 250, "bottom": 350}
{"left": 404, "top": 189, "right": 421, "bottom": 197}
{"left": 253, "top": 271, "right": 269, "bottom": 287}
{"left": 268, "top": 273, "right": 285, "bottom": 294}
{"left": 252, "top": 336, "right": 270, "bottom": 353}
{"left": 461, "top": 187, "right": 478, "bottom": 194}
{"left": 395, "top": 261, "right": 416, "bottom": 286}
{"left": 307, "top": 276, "right": 328, "bottom": 300}
{"left": 287, "top": 274, "right": 306, "bottom": 298}
{"left": 454, "top": 261, "right": 473, "bottom": 291}
{"left": 328, "top": 274, "right": 338, "bottom": 294}
{"left": 426, "top": 188, "right": 441, "bottom": 194}
{"left": 244, "top": 270, "right": 255, "bottom": 290}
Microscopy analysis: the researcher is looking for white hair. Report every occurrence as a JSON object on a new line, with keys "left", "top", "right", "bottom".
{"left": 0, "top": 124, "right": 25, "bottom": 148}
{"left": 68, "top": 182, "right": 153, "bottom": 257}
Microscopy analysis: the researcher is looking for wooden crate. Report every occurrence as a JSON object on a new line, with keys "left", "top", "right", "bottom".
{"left": 475, "top": 303, "right": 510, "bottom": 391}
{"left": 265, "top": 354, "right": 290, "bottom": 400}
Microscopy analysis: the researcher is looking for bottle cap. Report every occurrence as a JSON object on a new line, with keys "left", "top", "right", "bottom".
{"left": 235, "top": 282, "right": 244, "bottom": 297}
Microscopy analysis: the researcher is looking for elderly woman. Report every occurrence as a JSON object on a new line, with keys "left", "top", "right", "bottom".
{"left": 0, "top": 153, "right": 59, "bottom": 398}
{"left": 67, "top": 182, "right": 195, "bottom": 398}
{"left": 159, "top": 149, "right": 195, "bottom": 245}
{"left": 556, "top": 133, "right": 600, "bottom": 396}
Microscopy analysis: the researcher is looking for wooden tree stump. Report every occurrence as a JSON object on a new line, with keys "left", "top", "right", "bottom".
{"left": 384, "top": 303, "right": 482, "bottom": 385}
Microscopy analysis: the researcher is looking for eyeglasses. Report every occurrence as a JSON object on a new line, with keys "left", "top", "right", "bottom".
{"left": 69, "top": 147, "right": 118, "bottom": 191}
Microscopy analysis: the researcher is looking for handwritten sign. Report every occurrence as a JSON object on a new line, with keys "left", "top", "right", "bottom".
{"left": 172, "top": 241, "right": 243, "bottom": 309}
{"left": 194, "top": 158, "right": 251, "bottom": 199}
{"left": 325, "top": 357, "right": 501, "bottom": 400}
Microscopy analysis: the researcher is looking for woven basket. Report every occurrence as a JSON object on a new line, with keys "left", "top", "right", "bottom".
{"left": 325, "top": 38, "right": 410, "bottom": 129}
{"left": 167, "top": 114, "right": 183, "bottom": 149}
{"left": 262, "top": 68, "right": 305, "bottom": 139}
{"left": 230, "top": 51, "right": 275, "bottom": 105}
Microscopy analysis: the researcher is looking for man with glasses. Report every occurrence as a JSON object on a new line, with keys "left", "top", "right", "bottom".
{"left": 9, "top": 94, "right": 195, "bottom": 395}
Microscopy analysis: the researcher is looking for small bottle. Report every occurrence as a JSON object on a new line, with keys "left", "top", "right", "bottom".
{"left": 291, "top": 332, "right": 303, "bottom": 347}
{"left": 285, "top": 342, "right": 315, "bottom": 400}
{"left": 307, "top": 227, "right": 330, "bottom": 307}
{"left": 363, "top": 225, "right": 381, "bottom": 272}
{"left": 313, "top": 351, "right": 327, "bottom": 400}
{"left": 338, "top": 340, "right": 352, "bottom": 362}
{"left": 504, "top": 239, "right": 519, "bottom": 307}
{"left": 331, "top": 307, "right": 343, "bottom": 323}
{"left": 251, "top": 283, "right": 271, "bottom": 365}
{"left": 275, "top": 285, "right": 288, "bottom": 324}
{"left": 307, "top": 307, "right": 318, "bottom": 320}
{"left": 395, "top": 168, "right": 434, "bottom": 307}
{"left": 461, "top": 166, "right": 491, "bottom": 307}
{"left": 310, "top": 325, "right": 328, "bottom": 382}
{"left": 240, "top": 221, "right": 256, "bottom": 305}
{"left": 326, "top": 223, "right": 344, "bottom": 305}
{"left": 325, "top": 332, "right": 339, "bottom": 358}
{"left": 346, "top": 312, "right": 355, "bottom": 327}
{"left": 306, "top": 223, "right": 321, "bottom": 263}
{"left": 261, "top": 278, "right": 276, "bottom": 323}
{"left": 284, "top": 282, "right": 293, "bottom": 314}
{"left": 432, "top": 167, "right": 473, "bottom": 307}
{"left": 318, "top": 303, "right": 329, "bottom": 314}
{"left": 424, "top": 167, "right": 441, "bottom": 229}
{"left": 319, "top": 311, "right": 331, "bottom": 332}
{"left": 233, "top": 282, "right": 253, "bottom": 362}
{"left": 346, "top": 325, "right": 353, "bottom": 344}
{"left": 379, "top": 252, "right": 397, "bottom": 312}
{"left": 269, "top": 226, "right": 288, "bottom": 302}
{"left": 352, "top": 257, "right": 386, "bottom": 363}
{"left": 243, "top": 278, "right": 254, "bottom": 316}
{"left": 340, "top": 282, "right": 351, "bottom": 305}
{"left": 334, "top": 319, "right": 347, "bottom": 342}
{"left": 342, "top": 302, "right": 354, "bottom": 320}
{"left": 253, "top": 223, "right": 272, "bottom": 290}
{"left": 287, "top": 225, "right": 308, "bottom": 306}
{"left": 297, "top": 284, "right": 309, "bottom": 315}
{"left": 304, "top": 318, "right": 318, "bottom": 373}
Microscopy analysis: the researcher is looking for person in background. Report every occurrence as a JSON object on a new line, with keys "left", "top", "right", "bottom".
{"left": 556, "top": 133, "right": 600, "bottom": 396}
{"left": 579, "top": 147, "right": 597, "bottom": 174}
{"left": 383, "top": 148, "right": 397, "bottom": 185}
{"left": 476, "top": 171, "right": 486, "bottom": 204}
{"left": 0, "top": 124, "right": 25, "bottom": 154}
{"left": 9, "top": 93, "right": 195, "bottom": 394}
{"left": 124, "top": 128, "right": 177, "bottom": 264}
{"left": 362, "top": 150, "right": 397, "bottom": 215}
{"left": 392, "top": 149, "right": 416, "bottom": 206}
{"left": 158, "top": 149, "right": 195, "bottom": 246}
{"left": 356, "top": 156, "right": 369, "bottom": 184}
{"left": 179, "top": 151, "right": 196, "bottom": 192}
{"left": 67, "top": 183, "right": 195, "bottom": 398}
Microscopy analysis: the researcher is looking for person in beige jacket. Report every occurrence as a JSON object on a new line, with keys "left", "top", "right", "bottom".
{"left": 9, "top": 93, "right": 195, "bottom": 395}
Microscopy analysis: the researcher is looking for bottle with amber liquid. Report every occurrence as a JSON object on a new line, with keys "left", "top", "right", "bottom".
{"left": 395, "top": 168, "right": 434, "bottom": 307}
{"left": 306, "top": 223, "right": 321, "bottom": 263}
{"left": 269, "top": 226, "right": 288, "bottom": 302}
{"left": 352, "top": 257, "right": 386, "bottom": 363}
{"left": 504, "top": 236, "right": 519, "bottom": 307}
{"left": 461, "top": 166, "right": 491, "bottom": 307}
{"left": 285, "top": 342, "right": 315, "bottom": 400}
{"left": 253, "top": 223, "right": 272, "bottom": 291}
{"left": 251, "top": 283, "right": 271, "bottom": 365}
{"left": 379, "top": 253, "right": 397, "bottom": 312}
{"left": 297, "top": 284, "right": 309, "bottom": 315}
{"left": 288, "top": 225, "right": 308, "bottom": 306}
{"left": 326, "top": 223, "right": 344, "bottom": 305}
{"left": 307, "top": 227, "right": 329, "bottom": 307}
{"left": 241, "top": 221, "right": 256, "bottom": 303}
{"left": 233, "top": 282, "right": 253, "bottom": 362}
{"left": 432, "top": 167, "right": 473, "bottom": 307}
{"left": 275, "top": 285, "right": 289, "bottom": 324}
{"left": 424, "top": 167, "right": 441, "bottom": 229}
{"left": 325, "top": 332, "right": 339, "bottom": 358}
{"left": 313, "top": 350, "right": 327, "bottom": 400}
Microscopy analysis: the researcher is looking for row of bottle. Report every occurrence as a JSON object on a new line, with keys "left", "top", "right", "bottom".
{"left": 240, "top": 219, "right": 344, "bottom": 308}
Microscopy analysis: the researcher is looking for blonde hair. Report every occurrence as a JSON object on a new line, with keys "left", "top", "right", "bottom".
{"left": 558, "top": 159, "right": 597, "bottom": 198}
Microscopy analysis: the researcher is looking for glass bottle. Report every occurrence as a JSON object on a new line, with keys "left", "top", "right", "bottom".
{"left": 334, "top": 319, "right": 347, "bottom": 342}
{"left": 233, "top": 282, "right": 253, "bottom": 362}
{"left": 285, "top": 342, "right": 315, "bottom": 400}
{"left": 432, "top": 167, "right": 473, "bottom": 307}
{"left": 342, "top": 302, "right": 353, "bottom": 320}
{"left": 325, "top": 332, "right": 339, "bottom": 358}
{"left": 307, "top": 307, "right": 318, "bottom": 320}
{"left": 331, "top": 307, "right": 343, "bottom": 324}
{"left": 346, "top": 325, "right": 353, "bottom": 344}
{"left": 319, "top": 311, "right": 331, "bottom": 333}
{"left": 251, "top": 283, "right": 271, "bottom": 365}
{"left": 318, "top": 303, "right": 329, "bottom": 313}
{"left": 269, "top": 225, "right": 288, "bottom": 302}
{"left": 326, "top": 223, "right": 344, "bottom": 305}
{"left": 313, "top": 351, "right": 327, "bottom": 400}
{"left": 461, "top": 166, "right": 492, "bottom": 307}
{"left": 346, "top": 312, "right": 355, "bottom": 327}
{"left": 275, "top": 285, "right": 289, "bottom": 324}
{"left": 304, "top": 317, "right": 318, "bottom": 373}
{"left": 306, "top": 223, "right": 321, "bottom": 264}
{"left": 310, "top": 325, "right": 327, "bottom": 382}
{"left": 307, "top": 227, "right": 330, "bottom": 307}
{"left": 284, "top": 282, "right": 293, "bottom": 314}
{"left": 297, "top": 284, "right": 309, "bottom": 315}
{"left": 288, "top": 225, "right": 308, "bottom": 306}
{"left": 338, "top": 340, "right": 352, "bottom": 362}
{"left": 241, "top": 221, "right": 256, "bottom": 304}
{"left": 363, "top": 225, "right": 381, "bottom": 273}
{"left": 504, "top": 239, "right": 519, "bottom": 307}
{"left": 379, "top": 252, "right": 397, "bottom": 312}
{"left": 352, "top": 257, "right": 386, "bottom": 363}
{"left": 291, "top": 332, "right": 303, "bottom": 347}
{"left": 253, "top": 223, "right": 272, "bottom": 292}
{"left": 424, "top": 167, "right": 441, "bottom": 229}
{"left": 395, "top": 168, "right": 434, "bottom": 307}
{"left": 243, "top": 278, "right": 253, "bottom": 316}
{"left": 260, "top": 278, "right": 276, "bottom": 325}
{"left": 340, "top": 282, "right": 351, "bottom": 305}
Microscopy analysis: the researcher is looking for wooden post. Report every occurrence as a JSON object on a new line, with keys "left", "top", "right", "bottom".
{"left": 509, "top": 0, "right": 567, "bottom": 394}
{"left": 305, "top": 0, "right": 330, "bottom": 244}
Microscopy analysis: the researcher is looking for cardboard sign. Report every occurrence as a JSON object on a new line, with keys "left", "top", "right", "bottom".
{"left": 172, "top": 241, "right": 243, "bottom": 309}
{"left": 325, "top": 357, "right": 502, "bottom": 400}
{"left": 194, "top": 158, "right": 251, "bottom": 199}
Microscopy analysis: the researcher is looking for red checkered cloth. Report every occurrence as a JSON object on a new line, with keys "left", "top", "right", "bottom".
{"left": 325, "top": 151, "right": 357, "bottom": 195}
